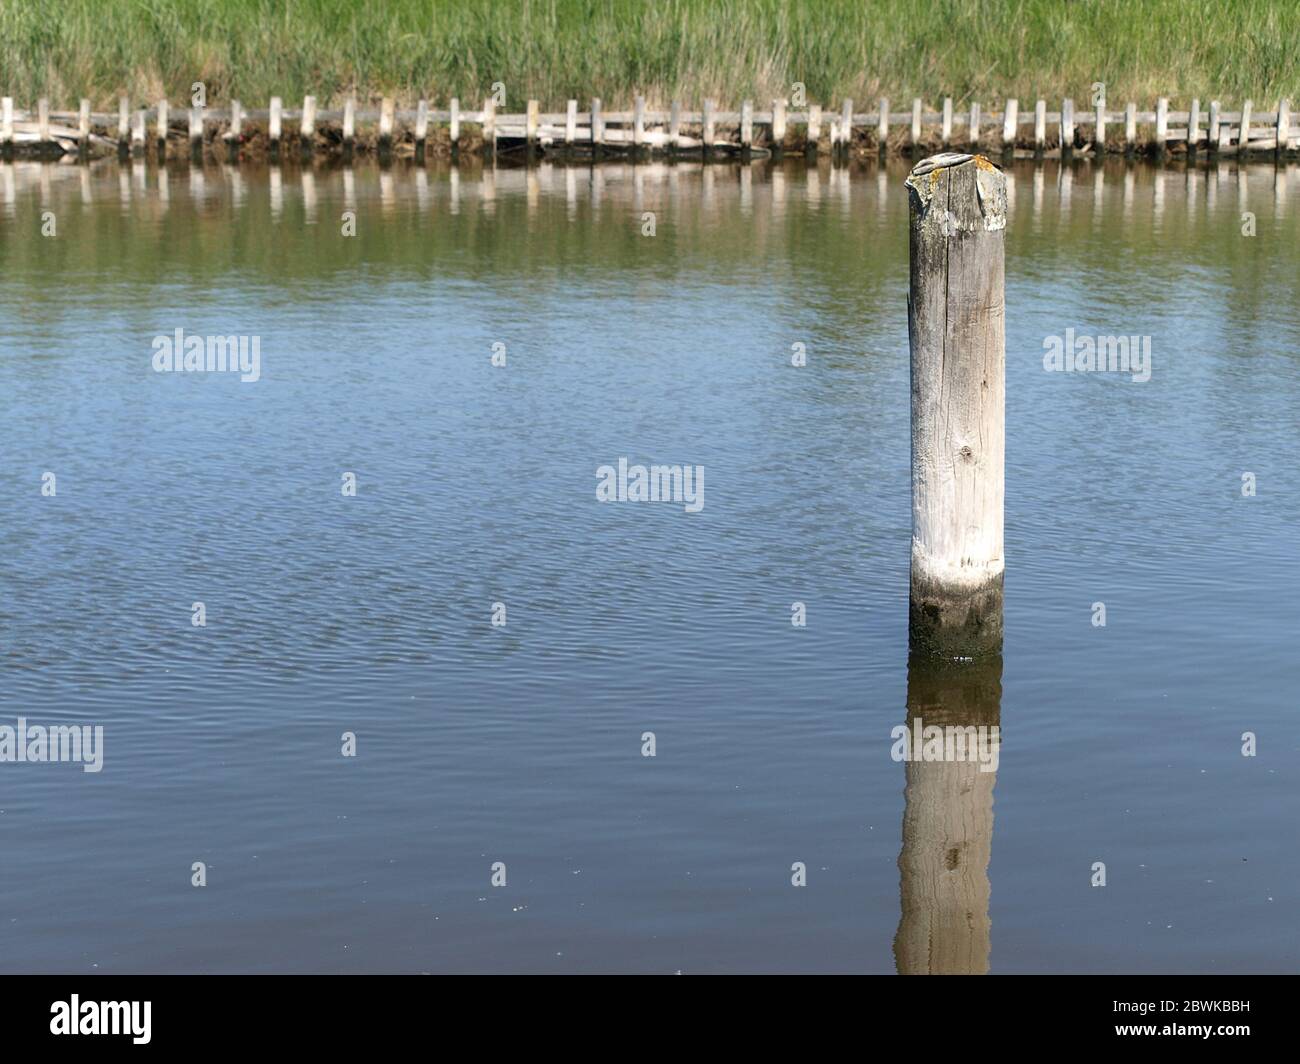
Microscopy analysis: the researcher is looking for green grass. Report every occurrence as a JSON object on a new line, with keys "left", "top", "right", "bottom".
{"left": 2, "top": 0, "right": 1297, "bottom": 110}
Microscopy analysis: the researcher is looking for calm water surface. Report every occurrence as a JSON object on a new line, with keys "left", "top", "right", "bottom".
{"left": 0, "top": 155, "right": 1297, "bottom": 973}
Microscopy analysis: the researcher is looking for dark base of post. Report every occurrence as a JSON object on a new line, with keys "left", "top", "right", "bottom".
{"left": 908, "top": 574, "right": 1004, "bottom": 662}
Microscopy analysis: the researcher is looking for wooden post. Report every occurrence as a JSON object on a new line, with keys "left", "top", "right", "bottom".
{"left": 37, "top": 98, "right": 50, "bottom": 146}
{"left": 1155, "top": 97, "right": 1168, "bottom": 156}
{"left": 633, "top": 96, "right": 646, "bottom": 160}
{"left": 268, "top": 96, "right": 282, "bottom": 153}
{"left": 447, "top": 98, "right": 458, "bottom": 155}
{"left": 342, "top": 97, "right": 356, "bottom": 152}
{"left": 1061, "top": 97, "right": 1074, "bottom": 156}
{"left": 117, "top": 96, "right": 130, "bottom": 153}
{"left": 941, "top": 97, "right": 952, "bottom": 147}
{"left": 156, "top": 98, "right": 168, "bottom": 156}
{"left": 1094, "top": 92, "right": 1106, "bottom": 152}
{"left": 877, "top": 97, "right": 889, "bottom": 155}
{"left": 702, "top": 98, "right": 715, "bottom": 158}
{"left": 590, "top": 97, "right": 602, "bottom": 159}
{"left": 226, "top": 99, "right": 242, "bottom": 148}
{"left": 904, "top": 153, "right": 1006, "bottom": 660}
{"left": 910, "top": 98, "right": 922, "bottom": 151}
{"left": 481, "top": 97, "right": 494, "bottom": 160}
{"left": 1188, "top": 98, "right": 1200, "bottom": 155}
{"left": 808, "top": 102, "right": 822, "bottom": 157}
{"left": 968, "top": 101, "right": 980, "bottom": 147}
{"left": 740, "top": 99, "right": 753, "bottom": 159}
{"left": 74, "top": 98, "right": 90, "bottom": 156}
{"left": 526, "top": 98, "right": 540, "bottom": 160}
{"left": 772, "top": 98, "right": 786, "bottom": 157}
{"left": 1278, "top": 99, "right": 1291, "bottom": 161}
{"left": 133, "top": 108, "right": 147, "bottom": 154}
{"left": 1208, "top": 100, "right": 1221, "bottom": 155}
{"left": 1001, "top": 98, "right": 1018, "bottom": 154}
{"left": 1, "top": 97, "right": 13, "bottom": 158}
{"left": 189, "top": 104, "right": 203, "bottom": 157}
{"left": 1125, "top": 101, "right": 1137, "bottom": 155}
{"left": 1238, "top": 99, "right": 1253, "bottom": 155}
{"left": 415, "top": 98, "right": 429, "bottom": 152}
{"left": 1034, "top": 99, "right": 1046, "bottom": 154}
{"left": 566, "top": 99, "right": 577, "bottom": 147}
{"left": 379, "top": 97, "right": 394, "bottom": 151}
{"left": 841, "top": 98, "right": 853, "bottom": 160}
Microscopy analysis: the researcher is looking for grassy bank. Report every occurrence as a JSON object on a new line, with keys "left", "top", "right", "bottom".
{"left": 2, "top": 0, "right": 1297, "bottom": 110}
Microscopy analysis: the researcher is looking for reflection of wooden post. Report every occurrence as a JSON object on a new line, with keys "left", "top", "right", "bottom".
{"left": 905, "top": 154, "right": 1005, "bottom": 660}
{"left": 894, "top": 654, "right": 1001, "bottom": 975}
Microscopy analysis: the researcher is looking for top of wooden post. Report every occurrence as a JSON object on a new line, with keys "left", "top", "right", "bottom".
{"left": 905, "top": 153, "right": 1007, "bottom": 233}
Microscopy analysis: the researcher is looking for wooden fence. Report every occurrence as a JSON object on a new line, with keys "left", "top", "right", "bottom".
{"left": 0, "top": 94, "right": 1295, "bottom": 161}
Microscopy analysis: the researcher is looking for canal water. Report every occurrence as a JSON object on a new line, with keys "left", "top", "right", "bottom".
{"left": 0, "top": 156, "right": 1297, "bottom": 973}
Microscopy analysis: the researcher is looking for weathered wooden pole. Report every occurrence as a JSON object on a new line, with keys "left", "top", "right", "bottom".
{"left": 155, "top": 98, "right": 168, "bottom": 157}
{"left": 226, "top": 99, "right": 243, "bottom": 152}
{"left": 566, "top": 99, "right": 578, "bottom": 149}
{"left": 481, "top": 97, "right": 495, "bottom": 161}
{"left": 188, "top": 103, "right": 204, "bottom": 158}
{"left": 771, "top": 98, "right": 786, "bottom": 158}
{"left": 941, "top": 97, "right": 952, "bottom": 147}
{"left": 1187, "top": 98, "right": 1200, "bottom": 156}
{"left": 78, "top": 99, "right": 91, "bottom": 157}
{"left": 1207, "top": 100, "right": 1221, "bottom": 156}
{"left": 702, "top": 98, "right": 715, "bottom": 159}
{"left": 1000, "top": 98, "right": 1017, "bottom": 160}
{"left": 590, "top": 97, "right": 602, "bottom": 159}
{"left": 1, "top": 97, "right": 14, "bottom": 160}
{"left": 526, "top": 98, "right": 540, "bottom": 161}
{"left": 342, "top": 97, "right": 356, "bottom": 154}
{"left": 447, "top": 98, "right": 458, "bottom": 157}
{"left": 1278, "top": 99, "right": 1291, "bottom": 162}
{"left": 378, "top": 97, "right": 395, "bottom": 153}
{"left": 268, "top": 96, "right": 282, "bottom": 156}
{"left": 910, "top": 98, "right": 922, "bottom": 152}
{"left": 739, "top": 99, "right": 753, "bottom": 160}
{"left": 117, "top": 96, "right": 130, "bottom": 156}
{"left": 905, "top": 153, "right": 1006, "bottom": 659}
{"left": 1094, "top": 92, "right": 1106, "bottom": 153}
{"left": 37, "top": 98, "right": 50, "bottom": 147}
{"left": 1033, "top": 99, "right": 1046, "bottom": 155}
{"left": 633, "top": 96, "right": 646, "bottom": 161}
{"left": 1237, "top": 99, "right": 1253, "bottom": 156}
{"left": 1060, "top": 97, "right": 1074, "bottom": 157}
{"left": 414, "top": 98, "right": 429, "bottom": 156}
{"left": 877, "top": 97, "right": 889, "bottom": 155}
{"left": 1155, "top": 96, "right": 1168, "bottom": 157}
{"left": 806, "top": 102, "right": 822, "bottom": 157}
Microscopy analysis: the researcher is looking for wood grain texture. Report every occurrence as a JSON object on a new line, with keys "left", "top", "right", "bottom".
{"left": 905, "top": 153, "right": 1006, "bottom": 658}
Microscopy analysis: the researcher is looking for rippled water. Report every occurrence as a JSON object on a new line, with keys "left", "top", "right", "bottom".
{"left": 1, "top": 155, "right": 1297, "bottom": 973}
